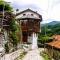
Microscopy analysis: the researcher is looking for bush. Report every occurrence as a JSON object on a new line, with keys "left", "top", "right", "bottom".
{"left": 10, "top": 32, "right": 18, "bottom": 50}
{"left": 41, "top": 51, "right": 51, "bottom": 60}
{"left": 5, "top": 42, "right": 9, "bottom": 53}
{"left": 38, "top": 35, "right": 53, "bottom": 44}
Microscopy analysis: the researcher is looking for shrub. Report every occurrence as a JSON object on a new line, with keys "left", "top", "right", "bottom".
{"left": 40, "top": 51, "right": 51, "bottom": 60}
{"left": 38, "top": 35, "right": 53, "bottom": 44}
{"left": 5, "top": 42, "right": 9, "bottom": 53}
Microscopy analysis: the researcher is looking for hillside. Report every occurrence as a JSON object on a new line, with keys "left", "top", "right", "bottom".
{"left": 47, "top": 21, "right": 60, "bottom": 25}
{"left": 41, "top": 21, "right": 60, "bottom": 26}
{"left": 41, "top": 21, "right": 60, "bottom": 36}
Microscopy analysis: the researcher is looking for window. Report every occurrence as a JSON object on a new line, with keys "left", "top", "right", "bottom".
{"left": 23, "top": 14, "right": 26, "bottom": 16}
{"left": 28, "top": 33, "right": 31, "bottom": 36}
{"left": 31, "top": 14, "right": 33, "bottom": 16}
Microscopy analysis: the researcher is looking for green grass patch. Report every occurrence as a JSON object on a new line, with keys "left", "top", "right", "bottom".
{"left": 40, "top": 51, "right": 51, "bottom": 60}
{"left": 15, "top": 51, "right": 27, "bottom": 60}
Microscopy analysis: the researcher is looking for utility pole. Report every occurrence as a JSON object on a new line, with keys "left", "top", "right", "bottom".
{"left": 45, "top": 24, "right": 47, "bottom": 36}
{"left": 19, "top": 20, "right": 23, "bottom": 48}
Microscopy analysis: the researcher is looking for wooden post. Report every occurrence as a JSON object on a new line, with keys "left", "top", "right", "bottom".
{"left": 52, "top": 46, "right": 53, "bottom": 58}
{"left": 19, "top": 20, "right": 23, "bottom": 48}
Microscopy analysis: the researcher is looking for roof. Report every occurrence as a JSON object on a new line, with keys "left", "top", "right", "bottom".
{"left": 17, "top": 14, "right": 41, "bottom": 20}
{"left": 16, "top": 9, "right": 42, "bottom": 17}
{"left": 47, "top": 35, "right": 60, "bottom": 49}
{"left": 16, "top": 9, "right": 42, "bottom": 21}
{"left": 52, "top": 35, "right": 60, "bottom": 41}
{"left": 47, "top": 40, "right": 60, "bottom": 49}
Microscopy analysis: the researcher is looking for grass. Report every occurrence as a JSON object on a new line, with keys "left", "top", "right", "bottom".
{"left": 43, "top": 54, "right": 50, "bottom": 60}
{"left": 40, "top": 51, "right": 51, "bottom": 60}
{"left": 15, "top": 51, "right": 27, "bottom": 60}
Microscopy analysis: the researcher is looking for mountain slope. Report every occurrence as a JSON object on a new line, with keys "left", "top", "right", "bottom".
{"left": 41, "top": 21, "right": 60, "bottom": 36}
{"left": 47, "top": 21, "right": 60, "bottom": 25}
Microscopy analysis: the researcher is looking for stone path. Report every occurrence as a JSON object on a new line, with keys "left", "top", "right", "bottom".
{"left": 0, "top": 48, "right": 44, "bottom": 60}
{"left": 0, "top": 49, "right": 24, "bottom": 60}
{"left": 22, "top": 49, "right": 44, "bottom": 60}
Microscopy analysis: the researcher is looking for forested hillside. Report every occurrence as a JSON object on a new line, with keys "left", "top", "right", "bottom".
{"left": 38, "top": 21, "right": 60, "bottom": 43}
{"left": 41, "top": 21, "right": 60, "bottom": 36}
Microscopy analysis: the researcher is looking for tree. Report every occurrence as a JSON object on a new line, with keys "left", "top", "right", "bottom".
{"left": 0, "top": 0, "right": 12, "bottom": 11}
{"left": 5, "top": 42, "right": 9, "bottom": 53}
{"left": 0, "top": 0, "right": 19, "bottom": 51}
{"left": 38, "top": 34, "right": 53, "bottom": 44}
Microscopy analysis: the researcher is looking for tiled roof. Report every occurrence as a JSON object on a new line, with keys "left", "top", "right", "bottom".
{"left": 47, "top": 40, "right": 60, "bottom": 49}
{"left": 16, "top": 9, "right": 42, "bottom": 17}
{"left": 52, "top": 35, "right": 60, "bottom": 41}
{"left": 16, "top": 9, "right": 42, "bottom": 21}
{"left": 47, "top": 35, "right": 60, "bottom": 49}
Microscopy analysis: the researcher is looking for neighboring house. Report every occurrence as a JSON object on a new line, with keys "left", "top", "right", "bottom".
{"left": 45, "top": 35, "right": 60, "bottom": 60}
{"left": 16, "top": 9, "right": 42, "bottom": 49}
{"left": 47, "top": 35, "right": 60, "bottom": 49}
{"left": 52, "top": 35, "right": 60, "bottom": 41}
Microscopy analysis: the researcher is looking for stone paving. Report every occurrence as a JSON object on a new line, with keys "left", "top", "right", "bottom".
{"left": 22, "top": 49, "right": 44, "bottom": 60}
{"left": 0, "top": 48, "right": 44, "bottom": 60}
{"left": 0, "top": 49, "right": 24, "bottom": 60}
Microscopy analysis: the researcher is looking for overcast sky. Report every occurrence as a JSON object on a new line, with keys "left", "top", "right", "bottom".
{"left": 4, "top": 0, "right": 60, "bottom": 23}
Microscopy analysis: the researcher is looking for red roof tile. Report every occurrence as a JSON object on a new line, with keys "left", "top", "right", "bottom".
{"left": 52, "top": 35, "right": 60, "bottom": 41}
{"left": 47, "top": 40, "right": 60, "bottom": 49}
{"left": 47, "top": 35, "right": 60, "bottom": 49}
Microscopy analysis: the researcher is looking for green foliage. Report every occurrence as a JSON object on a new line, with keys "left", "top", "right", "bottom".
{"left": 0, "top": 0, "right": 19, "bottom": 50}
{"left": 10, "top": 32, "right": 18, "bottom": 48}
{"left": 38, "top": 35, "right": 52, "bottom": 44}
{"left": 42, "top": 53, "right": 51, "bottom": 60}
{"left": 53, "top": 50, "right": 60, "bottom": 60}
{"left": 9, "top": 19, "right": 19, "bottom": 50}
{"left": 15, "top": 51, "right": 27, "bottom": 60}
{"left": 38, "top": 22, "right": 60, "bottom": 44}
{"left": 9, "top": 19, "right": 17, "bottom": 31}
{"left": 5, "top": 42, "right": 9, "bottom": 53}
{"left": 16, "top": 24, "right": 21, "bottom": 42}
{"left": 41, "top": 23, "right": 60, "bottom": 36}
{"left": 41, "top": 51, "right": 51, "bottom": 60}
{"left": 0, "top": 0, "right": 12, "bottom": 11}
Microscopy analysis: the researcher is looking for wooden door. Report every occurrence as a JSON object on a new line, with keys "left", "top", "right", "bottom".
{"left": 22, "top": 32, "right": 28, "bottom": 43}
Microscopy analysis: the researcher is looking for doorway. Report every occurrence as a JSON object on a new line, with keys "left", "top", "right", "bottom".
{"left": 22, "top": 32, "right": 28, "bottom": 43}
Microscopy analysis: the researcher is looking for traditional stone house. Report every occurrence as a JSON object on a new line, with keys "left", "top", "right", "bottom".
{"left": 16, "top": 9, "right": 42, "bottom": 49}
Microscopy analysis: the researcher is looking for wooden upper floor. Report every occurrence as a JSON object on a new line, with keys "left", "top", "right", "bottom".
{"left": 16, "top": 9, "right": 42, "bottom": 33}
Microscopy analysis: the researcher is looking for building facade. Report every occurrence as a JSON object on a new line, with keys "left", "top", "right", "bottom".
{"left": 16, "top": 9, "right": 42, "bottom": 49}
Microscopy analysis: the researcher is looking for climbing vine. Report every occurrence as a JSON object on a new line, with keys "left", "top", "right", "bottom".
{"left": 0, "top": 0, "right": 19, "bottom": 52}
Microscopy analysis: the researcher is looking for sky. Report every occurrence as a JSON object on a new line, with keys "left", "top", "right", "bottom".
{"left": 4, "top": 0, "right": 60, "bottom": 23}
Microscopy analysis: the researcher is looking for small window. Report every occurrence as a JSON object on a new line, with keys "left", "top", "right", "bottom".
{"left": 31, "top": 14, "right": 33, "bottom": 16}
{"left": 29, "top": 33, "right": 31, "bottom": 36}
{"left": 23, "top": 14, "right": 26, "bottom": 16}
